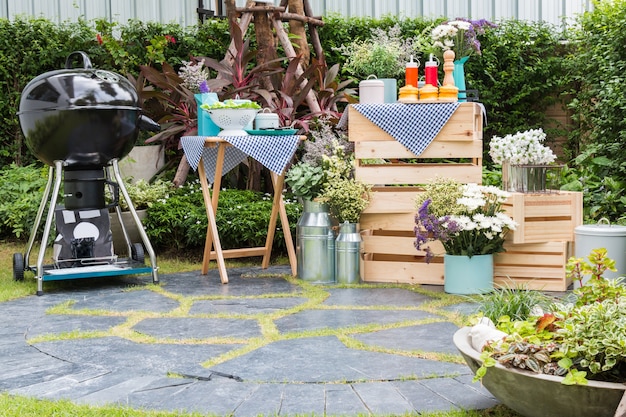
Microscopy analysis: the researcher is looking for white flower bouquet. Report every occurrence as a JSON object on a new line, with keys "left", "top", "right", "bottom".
{"left": 415, "top": 178, "right": 517, "bottom": 262}
{"left": 489, "top": 128, "right": 556, "bottom": 165}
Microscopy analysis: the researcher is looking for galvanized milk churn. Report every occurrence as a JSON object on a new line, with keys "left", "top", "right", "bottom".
{"left": 335, "top": 222, "right": 362, "bottom": 284}
{"left": 296, "top": 199, "right": 335, "bottom": 283}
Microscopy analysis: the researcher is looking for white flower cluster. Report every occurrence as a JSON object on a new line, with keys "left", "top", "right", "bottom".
{"left": 178, "top": 59, "right": 209, "bottom": 93}
{"left": 489, "top": 128, "right": 557, "bottom": 165}
{"left": 447, "top": 183, "right": 517, "bottom": 238}
{"left": 431, "top": 20, "right": 471, "bottom": 52}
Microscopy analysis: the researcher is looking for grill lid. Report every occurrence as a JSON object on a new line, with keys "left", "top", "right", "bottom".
{"left": 18, "top": 51, "right": 140, "bottom": 114}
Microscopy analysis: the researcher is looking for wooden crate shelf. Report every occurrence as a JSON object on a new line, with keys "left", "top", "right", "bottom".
{"left": 360, "top": 229, "right": 444, "bottom": 285}
{"left": 349, "top": 102, "right": 484, "bottom": 185}
{"left": 360, "top": 230, "right": 573, "bottom": 291}
{"left": 349, "top": 102, "right": 578, "bottom": 291}
{"left": 503, "top": 191, "right": 583, "bottom": 244}
{"left": 494, "top": 241, "right": 574, "bottom": 292}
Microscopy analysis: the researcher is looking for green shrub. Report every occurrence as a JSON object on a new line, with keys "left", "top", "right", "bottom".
{"left": 0, "top": 164, "right": 49, "bottom": 239}
{"left": 562, "top": 0, "right": 626, "bottom": 222}
{"left": 144, "top": 179, "right": 302, "bottom": 254}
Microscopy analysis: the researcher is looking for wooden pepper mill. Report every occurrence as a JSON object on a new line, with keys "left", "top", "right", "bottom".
{"left": 438, "top": 50, "right": 458, "bottom": 102}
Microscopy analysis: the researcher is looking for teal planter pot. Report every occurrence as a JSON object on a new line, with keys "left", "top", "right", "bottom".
{"left": 194, "top": 93, "right": 220, "bottom": 136}
{"left": 444, "top": 253, "right": 493, "bottom": 294}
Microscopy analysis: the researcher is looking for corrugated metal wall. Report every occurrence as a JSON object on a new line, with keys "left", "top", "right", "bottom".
{"left": 0, "top": 0, "right": 593, "bottom": 27}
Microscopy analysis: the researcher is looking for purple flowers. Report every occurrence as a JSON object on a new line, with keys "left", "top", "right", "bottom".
{"left": 431, "top": 18, "right": 496, "bottom": 58}
{"left": 414, "top": 182, "right": 516, "bottom": 262}
{"left": 414, "top": 199, "right": 461, "bottom": 263}
{"left": 199, "top": 80, "right": 210, "bottom": 94}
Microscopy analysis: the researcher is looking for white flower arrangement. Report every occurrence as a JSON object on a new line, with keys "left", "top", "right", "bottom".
{"left": 415, "top": 179, "right": 517, "bottom": 261}
{"left": 431, "top": 19, "right": 496, "bottom": 60}
{"left": 489, "top": 128, "right": 557, "bottom": 165}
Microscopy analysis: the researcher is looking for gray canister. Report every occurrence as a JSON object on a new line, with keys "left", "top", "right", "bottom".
{"left": 574, "top": 219, "right": 626, "bottom": 287}
{"left": 296, "top": 200, "right": 335, "bottom": 283}
{"left": 335, "top": 222, "right": 362, "bottom": 284}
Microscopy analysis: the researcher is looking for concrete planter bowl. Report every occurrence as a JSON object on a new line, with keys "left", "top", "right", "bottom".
{"left": 453, "top": 327, "right": 626, "bottom": 417}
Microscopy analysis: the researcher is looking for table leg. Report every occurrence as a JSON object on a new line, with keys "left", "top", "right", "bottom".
{"left": 197, "top": 151, "right": 229, "bottom": 284}
{"left": 261, "top": 172, "right": 297, "bottom": 275}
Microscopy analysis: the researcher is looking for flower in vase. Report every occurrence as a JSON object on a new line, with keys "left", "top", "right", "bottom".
{"left": 431, "top": 18, "right": 496, "bottom": 60}
{"left": 489, "top": 128, "right": 557, "bottom": 165}
{"left": 414, "top": 178, "right": 516, "bottom": 262}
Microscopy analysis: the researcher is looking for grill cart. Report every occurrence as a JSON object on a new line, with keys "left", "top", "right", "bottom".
{"left": 13, "top": 51, "right": 160, "bottom": 295}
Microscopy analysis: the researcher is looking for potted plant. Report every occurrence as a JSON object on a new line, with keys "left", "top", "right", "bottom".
{"left": 335, "top": 24, "right": 424, "bottom": 102}
{"left": 108, "top": 179, "right": 171, "bottom": 252}
{"left": 455, "top": 248, "right": 626, "bottom": 417}
{"left": 489, "top": 128, "right": 558, "bottom": 192}
{"left": 414, "top": 177, "right": 517, "bottom": 294}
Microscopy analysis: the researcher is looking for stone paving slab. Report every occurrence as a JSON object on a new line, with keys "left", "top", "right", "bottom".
{"left": 25, "top": 315, "right": 127, "bottom": 339}
{"left": 33, "top": 337, "right": 240, "bottom": 373}
{"left": 69, "top": 290, "right": 180, "bottom": 313}
{"left": 354, "top": 322, "right": 463, "bottom": 355}
{"left": 275, "top": 308, "right": 440, "bottom": 333}
{"left": 0, "top": 266, "right": 499, "bottom": 416}
{"left": 323, "top": 287, "right": 434, "bottom": 306}
{"left": 132, "top": 317, "right": 262, "bottom": 339}
{"left": 205, "top": 335, "right": 470, "bottom": 383}
{"left": 189, "top": 296, "right": 309, "bottom": 315}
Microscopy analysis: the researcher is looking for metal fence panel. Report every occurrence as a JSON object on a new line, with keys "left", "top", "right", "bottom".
{"left": 0, "top": 0, "right": 593, "bottom": 28}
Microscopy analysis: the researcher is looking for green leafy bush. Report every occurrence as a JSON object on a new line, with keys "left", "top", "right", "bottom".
{"left": 0, "top": 164, "right": 49, "bottom": 239}
{"left": 562, "top": 0, "right": 626, "bottom": 222}
{"left": 144, "top": 179, "right": 302, "bottom": 254}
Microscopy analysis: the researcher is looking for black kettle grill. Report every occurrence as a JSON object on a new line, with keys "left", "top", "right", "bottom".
{"left": 13, "top": 51, "right": 160, "bottom": 295}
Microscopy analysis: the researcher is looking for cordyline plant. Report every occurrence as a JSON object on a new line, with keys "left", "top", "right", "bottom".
{"left": 475, "top": 248, "right": 626, "bottom": 386}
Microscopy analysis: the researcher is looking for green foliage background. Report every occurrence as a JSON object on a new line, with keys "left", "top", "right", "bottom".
{"left": 3, "top": 1, "right": 626, "bottom": 237}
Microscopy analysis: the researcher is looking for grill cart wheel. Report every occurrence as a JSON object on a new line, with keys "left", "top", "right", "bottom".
{"left": 131, "top": 243, "right": 145, "bottom": 264}
{"left": 13, "top": 253, "right": 24, "bottom": 281}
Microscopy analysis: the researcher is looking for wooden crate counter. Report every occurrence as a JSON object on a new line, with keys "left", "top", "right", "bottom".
{"left": 347, "top": 102, "right": 483, "bottom": 285}
{"left": 347, "top": 103, "right": 582, "bottom": 290}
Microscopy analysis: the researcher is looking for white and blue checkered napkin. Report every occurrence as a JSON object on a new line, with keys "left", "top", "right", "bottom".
{"left": 181, "top": 135, "right": 300, "bottom": 183}
{"left": 351, "top": 103, "right": 461, "bottom": 155}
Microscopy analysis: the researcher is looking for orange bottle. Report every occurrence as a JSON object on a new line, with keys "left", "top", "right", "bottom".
{"left": 405, "top": 56, "right": 419, "bottom": 88}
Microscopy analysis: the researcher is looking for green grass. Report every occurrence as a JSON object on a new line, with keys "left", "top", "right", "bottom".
{"left": 0, "top": 241, "right": 522, "bottom": 417}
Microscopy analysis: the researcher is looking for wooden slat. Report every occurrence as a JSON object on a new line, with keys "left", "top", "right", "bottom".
{"left": 348, "top": 102, "right": 482, "bottom": 143}
{"left": 354, "top": 139, "right": 483, "bottom": 159}
{"left": 360, "top": 212, "right": 415, "bottom": 230}
{"left": 355, "top": 163, "right": 482, "bottom": 185}
{"left": 360, "top": 259, "right": 445, "bottom": 285}
{"left": 364, "top": 190, "right": 421, "bottom": 213}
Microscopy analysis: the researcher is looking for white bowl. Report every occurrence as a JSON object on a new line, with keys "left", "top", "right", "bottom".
{"left": 205, "top": 108, "right": 259, "bottom": 136}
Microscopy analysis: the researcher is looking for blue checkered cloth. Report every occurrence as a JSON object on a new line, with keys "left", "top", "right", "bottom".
{"left": 181, "top": 135, "right": 300, "bottom": 183}
{"left": 348, "top": 103, "right": 461, "bottom": 155}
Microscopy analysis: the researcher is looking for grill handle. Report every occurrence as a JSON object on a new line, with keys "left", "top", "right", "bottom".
{"left": 138, "top": 115, "right": 161, "bottom": 132}
{"left": 65, "top": 51, "right": 93, "bottom": 69}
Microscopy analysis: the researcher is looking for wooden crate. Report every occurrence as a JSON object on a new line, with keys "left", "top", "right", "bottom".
{"left": 359, "top": 234, "right": 573, "bottom": 291}
{"left": 494, "top": 241, "right": 573, "bottom": 291}
{"left": 503, "top": 191, "right": 583, "bottom": 244}
{"left": 350, "top": 102, "right": 575, "bottom": 291}
{"left": 360, "top": 229, "right": 445, "bottom": 285}
{"left": 349, "top": 102, "right": 483, "bottom": 185}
